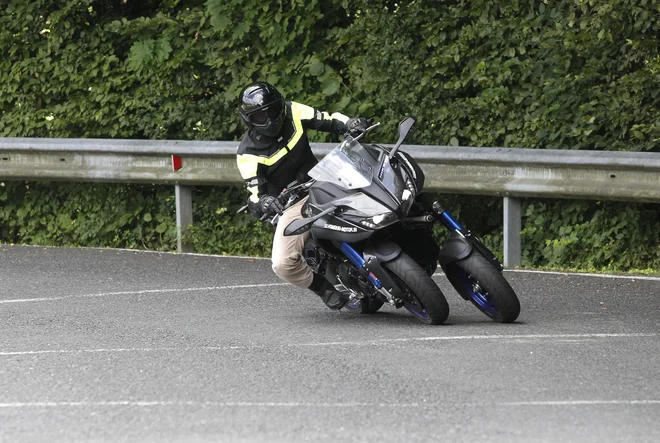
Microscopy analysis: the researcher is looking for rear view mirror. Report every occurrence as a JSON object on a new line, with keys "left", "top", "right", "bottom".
{"left": 283, "top": 206, "right": 337, "bottom": 237}
{"left": 389, "top": 116, "right": 416, "bottom": 160}
{"left": 283, "top": 218, "right": 314, "bottom": 236}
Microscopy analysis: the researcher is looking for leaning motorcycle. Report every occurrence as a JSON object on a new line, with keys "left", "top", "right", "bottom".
{"left": 268, "top": 117, "right": 520, "bottom": 325}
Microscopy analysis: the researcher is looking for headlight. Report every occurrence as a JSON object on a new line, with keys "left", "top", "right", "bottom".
{"left": 359, "top": 212, "right": 398, "bottom": 229}
{"left": 401, "top": 180, "right": 415, "bottom": 214}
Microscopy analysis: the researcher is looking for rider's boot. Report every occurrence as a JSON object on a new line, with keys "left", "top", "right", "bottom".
{"left": 308, "top": 273, "right": 349, "bottom": 310}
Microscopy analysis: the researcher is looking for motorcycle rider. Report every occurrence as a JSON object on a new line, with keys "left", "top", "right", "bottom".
{"left": 236, "top": 81, "right": 371, "bottom": 310}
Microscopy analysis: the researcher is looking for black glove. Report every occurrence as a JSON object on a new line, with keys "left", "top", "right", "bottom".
{"left": 345, "top": 117, "right": 372, "bottom": 136}
{"left": 259, "top": 195, "right": 284, "bottom": 218}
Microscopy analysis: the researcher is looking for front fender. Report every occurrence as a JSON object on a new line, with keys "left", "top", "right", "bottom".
{"left": 438, "top": 231, "right": 473, "bottom": 267}
{"left": 438, "top": 231, "right": 503, "bottom": 272}
{"left": 362, "top": 240, "right": 405, "bottom": 301}
{"left": 364, "top": 240, "right": 401, "bottom": 263}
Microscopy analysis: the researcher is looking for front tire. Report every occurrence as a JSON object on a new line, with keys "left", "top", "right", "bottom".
{"left": 446, "top": 251, "right": 520, "bottom": 323}
{"left": 383, "top": 252, "right": 449, "bottom": 325}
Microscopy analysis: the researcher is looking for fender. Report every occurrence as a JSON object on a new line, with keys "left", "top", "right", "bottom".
{"left": 438, "top": 231, "right": 503, "bottom": 271}
{"left": 438, "top": 231, "right": 472, "bottom": 267}
{"left": 364, "top": 239, "right": 401, "bottom": 263}
{"left": 362, "top": 240, "right": 405, "bottom": 302}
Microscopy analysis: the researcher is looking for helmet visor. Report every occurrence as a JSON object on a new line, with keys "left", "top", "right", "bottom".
{"left": 248, "top": 101, "right": 284, "bottom": 126}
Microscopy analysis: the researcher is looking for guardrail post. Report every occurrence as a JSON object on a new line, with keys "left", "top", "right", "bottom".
{"left": 175, "top": 185, "right": 193, "bottom": 253}
{"left": 503, "top": 197, "right": 522, "bottom": 268}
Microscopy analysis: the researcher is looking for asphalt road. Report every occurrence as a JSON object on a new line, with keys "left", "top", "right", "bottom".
{"left": 1, "top": 244, "right": 659, "bottom": 443}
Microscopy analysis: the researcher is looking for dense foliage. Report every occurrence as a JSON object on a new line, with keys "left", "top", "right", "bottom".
{"left": 2, "top": 181, "right": 658, "bottom": 272}
{"left": 1, "top": 0, "right": 659, "bottom": 271}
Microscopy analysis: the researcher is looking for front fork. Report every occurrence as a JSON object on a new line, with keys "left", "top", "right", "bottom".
{"left": 432, "top": 201, "right": 465, "bottom": 231}
{"left": 339, "top": 242, "right": 405, "bottom": 306}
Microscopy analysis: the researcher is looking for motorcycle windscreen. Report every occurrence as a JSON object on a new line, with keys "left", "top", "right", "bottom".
{"left": 308, "top": 137, "right": 374, "bottom": 190}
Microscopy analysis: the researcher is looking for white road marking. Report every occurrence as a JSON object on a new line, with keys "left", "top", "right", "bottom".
{"left": 500, "top": 400, "right": 660, "bottom": 406}
{"left": 0, "top": 244, "right": 270, "bottom": 261}
{"left": 0, "top": 283, "right": 289, "bottom": 304}
{"left": 0, "top": 401, "right": 406, "bottom": 408}
{"left": 4, "top": 268, "right": 657, "bottom": 304}
{"left": 1, "top": 333, "right": 655, "bottom": 356}
{"left": 0, "top": 400, "right": 657, "bottom": 409}
{"left": 2, "top": 248, "right": 658, "bottom": 305}
{"left": 435, "top": 269, "right": 660, "bottom": 281}
{"left": 291, "top": 332, "right": 658, "bottom": 347}
{"left": 6, "top": 243, "right": 659, "bottom": 279}
{"left": 506, "top": 269, "right": 660, "bottom": 281}
{"left": 0, "top": 246, "right": 660, "bottom": 304}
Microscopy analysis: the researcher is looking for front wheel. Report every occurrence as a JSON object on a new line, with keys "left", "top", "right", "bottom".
{"left": 383, "top": 252, "right": 449, "bottom": 325}
{"left": 446, "top": 251, "right": 520, "bottom": 323}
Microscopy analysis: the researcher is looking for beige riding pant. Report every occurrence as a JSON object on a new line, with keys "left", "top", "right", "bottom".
{"left": 271, "top": 197, "right": 314, "bottom": 289}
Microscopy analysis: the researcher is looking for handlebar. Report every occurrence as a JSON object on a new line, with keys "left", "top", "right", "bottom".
{"left": 256, "top": 179, "right": 316, "bottom": 225}
{"left": 352, "top": 121, "right": 381, "bottom": 142}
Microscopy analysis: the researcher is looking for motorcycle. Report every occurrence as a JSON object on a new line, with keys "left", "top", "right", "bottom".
{"left": 255, "top": 117, "right": 520, "bottom": 325}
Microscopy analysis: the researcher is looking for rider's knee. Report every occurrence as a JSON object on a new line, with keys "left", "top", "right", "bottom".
{"left": 271, "top": 254, "right": 301, "bottom": 279}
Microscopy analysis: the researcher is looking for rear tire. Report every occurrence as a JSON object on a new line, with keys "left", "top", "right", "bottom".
{"left": 344, "top": 297, "right": 384, "bottom": 314}
{"left": 383, "top": 252, "right": 449, "bottom": 325}
{"left": 446, "top": 251, "right": 520, "bottom": 323}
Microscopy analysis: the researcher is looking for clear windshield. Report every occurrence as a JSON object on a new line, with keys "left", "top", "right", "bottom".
{"left": 308, "top": 137, "right": 374, "bottom": 189}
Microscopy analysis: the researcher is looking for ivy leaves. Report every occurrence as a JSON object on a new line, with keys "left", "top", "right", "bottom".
{"left": 337, "top": 0, "right": 659, "bottom": 150}
{"left": 1, "top": 0, "right": 658, "bottom": 148}
{"left": 127, "top": 38, "right": 173, "bottom": 71}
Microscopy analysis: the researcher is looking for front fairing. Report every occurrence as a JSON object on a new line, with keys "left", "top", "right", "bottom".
{"left": 308, "top": 137, "right": 413, "bottom": 220}
{"left": 309, "top": 137, "right": 377, "bottom": 190}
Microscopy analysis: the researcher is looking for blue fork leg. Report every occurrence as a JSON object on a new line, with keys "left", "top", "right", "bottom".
{"left": 439, "top": 210, "right": 464, "bottom": 231}
{"left": 432, "top": 201, "right": 464, "bottom": 231}
{"left": 339, "top": 242, "right": 382, "bottom": 289}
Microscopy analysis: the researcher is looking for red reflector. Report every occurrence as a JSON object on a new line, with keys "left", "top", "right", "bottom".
{"left": 171, "top": 155, "right": 182, "bottom": 172}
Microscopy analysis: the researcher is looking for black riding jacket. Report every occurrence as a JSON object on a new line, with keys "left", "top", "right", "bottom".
{"left": 237, "top": 101, "right": 349, "bottom": 217}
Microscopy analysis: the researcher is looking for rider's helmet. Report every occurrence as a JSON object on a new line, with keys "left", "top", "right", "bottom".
{"left": 238, "top": 82, "right": 286, "bottom": 138}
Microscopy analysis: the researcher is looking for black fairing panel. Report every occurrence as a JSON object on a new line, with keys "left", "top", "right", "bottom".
{"left": 308, "top": 145, "right": 400, "bottom": 214}
{"left": 310, "top": 214, "right": 373, "bottom": 242}
{"left": 309, "top": 182, "right": 351, "bottom": 206}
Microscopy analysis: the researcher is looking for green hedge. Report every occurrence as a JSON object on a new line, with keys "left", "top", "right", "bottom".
{"left": 2, "top": 181, "right": 658, "bottom": 272}
{"left": 1, "top": 1, "right": 658, "bottom": 148}
{"left": 1, "top": 1, "right": 659, "bottom": 271}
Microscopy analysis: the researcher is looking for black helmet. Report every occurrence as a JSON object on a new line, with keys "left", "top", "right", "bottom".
{"left": 238, "top": 82, "right": 286, "bottom": 138}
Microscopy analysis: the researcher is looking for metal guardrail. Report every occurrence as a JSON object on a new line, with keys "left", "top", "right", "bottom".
{"left": 2, "top": 137, "right": 660, "bottom": 266}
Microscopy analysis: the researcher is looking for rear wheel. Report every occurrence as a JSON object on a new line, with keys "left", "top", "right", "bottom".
{"left": 344, "top": 297, "right": 384, "bottom": 314}
{"left": 383, "top": 252, "right": 449, "bottom": 325}
{"left": 446, "top": 251, "right": 520, "bottom": 323}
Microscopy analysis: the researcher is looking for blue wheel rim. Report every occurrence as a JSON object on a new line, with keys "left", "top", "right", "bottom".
{"left": 346, "top": 299, "right": 362, "bottom": 309}
{"left": 392, "top": 277, "right": 431, "bottom": 321}
{"left": 403, "top": 299, "right": 431, "bottom": 321}
{"left": 451, "top": 267, "right": 500, "bottom": 317}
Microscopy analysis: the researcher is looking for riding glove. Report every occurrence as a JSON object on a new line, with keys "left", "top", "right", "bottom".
{"left": 345, "top": 117, "right": 372, "bottom": 136}
{"left": 259, "top": 194, "right": 284, "bottom": 217}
